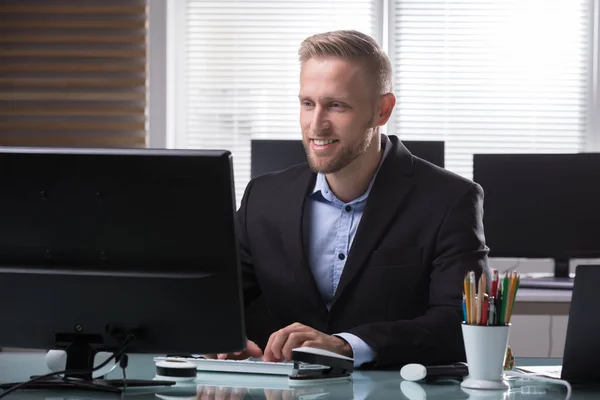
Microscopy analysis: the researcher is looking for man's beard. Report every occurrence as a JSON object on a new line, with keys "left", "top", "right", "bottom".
{"left": 303, "top": 123, "right": 374, "bottom": 174}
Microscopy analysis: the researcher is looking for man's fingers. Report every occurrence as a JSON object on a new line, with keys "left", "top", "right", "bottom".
{"left": 262, "top": 345, "right": 277, "bottom": 362}
{"left": 246, "top": 339, "right": 263, "bottom": 358}
{"left": 264, "top": 331, "right": 278, "bottom": 359}
{"left": 264, "top": 323, "right": 313, "bottom": 362}
{"left": 300, "top": 340, "right": 319, "bottom": 349}
{"left": 281, "top": 332, "right": 312, "bottom": 361}
{"left": 211, "top": 339, "right": 263, "bottom": 361}
{"left": 272, "top": 324, "right": 310, "bottom": 359}
{"left": 269, "top": 330, "right": 291, "bottom": 360}
{"left": 263, "top": 330, "right": 282, "bottom": 362}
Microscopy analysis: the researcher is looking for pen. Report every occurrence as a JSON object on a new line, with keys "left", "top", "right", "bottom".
{"left": 496, "top": 290, "right": 502, "bottom": 325}
{"left": 507, "top": 272, "right": 520, "bottom": 323}
{"left": 488, "top": 296, "right": 496, "bottom": 326}
{"left": 476, "top": 273, "right": 486, "bottom": 325}
{"left": 500, "top": 272, "right": 509, "bottom": 324}
{"left": 464, "top": 274, "right": 471, "bottom": 323}
{"left": 490, "top": 268, "right": 499, "bottom": 298}
{"left": 505, "top": 271, "right": 514, "bottom": 323}
{"left": 480, "top": 273, "right": 487, "bottom": 324}
{"left": 476, "top": 278, "right": 482, "bottom": 325}
{"left": 481, "top": 295, "right": 489, "bottom": 325}
{"left": 462, "top": 294, "right": 467, "bottom": 323}
{"left": 469, "top": 271, "right": 476, "bottom": 325}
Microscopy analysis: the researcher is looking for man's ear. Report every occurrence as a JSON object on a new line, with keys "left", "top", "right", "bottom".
{"left": 374, "top": 93, "right": 396, "bottom": 127}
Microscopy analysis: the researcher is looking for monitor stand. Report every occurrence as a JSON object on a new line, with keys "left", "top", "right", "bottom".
{"left": 0, "top": 334, "right": 175, "bottom": 394}
{"left": 519, "top": 258, "right": 574, "bottom": 290}
{"left": 554, "top": 258, "right": 571, "bottom": 279}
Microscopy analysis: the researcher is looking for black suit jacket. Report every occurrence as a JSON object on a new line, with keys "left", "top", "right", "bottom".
{"left": 236, "top": 135, "right": 489, "bottom": 368}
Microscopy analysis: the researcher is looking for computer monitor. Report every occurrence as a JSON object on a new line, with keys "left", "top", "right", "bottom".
{"left": 518, "top": 265, "right": 600, "bottom": 384}
{"left": 0, "top": 147, "right": 246, "bottom": 386}
{"left": 401, "top": 140, "right": 445, "bottom": 169}
{"left": 251, "top": 140, "right": 307, "bottom": 179}
{"left": 473, "top": 153, "right": 600, "bottom": 278}
{"left": 250, "top": 139, "right": 445, "bottom": 179}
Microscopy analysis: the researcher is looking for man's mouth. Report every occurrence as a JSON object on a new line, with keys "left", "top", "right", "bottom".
{"left": 312, "top": 139, "right": 339, "bottom": 146}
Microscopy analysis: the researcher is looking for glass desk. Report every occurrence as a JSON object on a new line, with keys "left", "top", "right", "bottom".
{"left": 1, "top": 353, "right": 599, "bottom": 399}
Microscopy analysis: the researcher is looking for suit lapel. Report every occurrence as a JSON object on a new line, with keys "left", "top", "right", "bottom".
{"left": 279, "top": 168, "right": 328, "bottom": 311}
{"left": 332, "top": 136, "right": 415, "bottom": 306}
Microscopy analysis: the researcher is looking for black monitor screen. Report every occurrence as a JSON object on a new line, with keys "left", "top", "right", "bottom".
{"left": 473, "top": 153, "right": 600, "bottom": 261}
{"left": 0, "top": 147, "right": 246, "bottom": 360}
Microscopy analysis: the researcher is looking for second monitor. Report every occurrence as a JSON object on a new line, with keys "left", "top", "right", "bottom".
{"left": 251, "top": 139, "right": 445, "bottom": 179}
{"left": 473, "top": 152, "right": 600, "bottom": 281}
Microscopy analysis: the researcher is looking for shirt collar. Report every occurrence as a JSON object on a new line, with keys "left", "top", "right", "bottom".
{"left": 310, "top": 134, "right": 392, "bottom": 205}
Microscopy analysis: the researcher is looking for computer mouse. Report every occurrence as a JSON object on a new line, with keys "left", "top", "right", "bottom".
{"left": 292, "top": 346, "right": 354, "bottom": 361}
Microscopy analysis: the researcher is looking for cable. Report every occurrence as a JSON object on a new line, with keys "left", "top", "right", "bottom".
{"left": 120, "top": 354, "right": 129, "bottom": 400}
{"left": 0, "top": 334, "right": 135, "bottom": 399}
{"left": 102, "top": 356, "right": 122, "bottom": 378}
{"left": 504, "top": 370, "right": 572, "bottom": 400}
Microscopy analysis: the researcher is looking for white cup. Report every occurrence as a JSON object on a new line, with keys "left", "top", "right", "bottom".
{"left": 461, "top": 323, "right": 511, "bottom": 390}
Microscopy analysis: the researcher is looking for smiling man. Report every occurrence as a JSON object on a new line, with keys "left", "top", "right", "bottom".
{"left": 216, "top": 30, "right": 489, "bottom": 368}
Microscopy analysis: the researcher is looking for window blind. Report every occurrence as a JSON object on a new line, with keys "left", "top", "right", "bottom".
{"left": 180, "top": 0, "right": 379, "bottom": 205}
{"left": 390, "top": 0, "right": 591, "bottom": 179}
{"left": 0, "top": 0, "right": 148, "bottom": 148}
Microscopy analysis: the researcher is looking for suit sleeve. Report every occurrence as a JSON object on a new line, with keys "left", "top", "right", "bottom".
{"left": 348, "top": 182, "right": 490, "bottom": 368}
{"left": 236, "top": 179, "right": 262, "bottom": 308}
{"left": 334, "top": 333, "right": 377, "bottom": 367}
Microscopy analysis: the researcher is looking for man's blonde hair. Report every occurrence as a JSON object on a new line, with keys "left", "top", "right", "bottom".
{"left": 298, "top": 30, "right": 392, "bottom": 95}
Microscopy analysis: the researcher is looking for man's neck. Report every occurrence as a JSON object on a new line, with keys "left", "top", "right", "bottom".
{"left": 325, "top": 133, "right": 383, "bottom": 203}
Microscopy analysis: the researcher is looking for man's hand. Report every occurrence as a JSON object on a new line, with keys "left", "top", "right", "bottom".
{"left": 204, "top": 339, "right": 263, "bottom": 360}
{"left": 263, "top": 322, "right": 352, "bottom": 362}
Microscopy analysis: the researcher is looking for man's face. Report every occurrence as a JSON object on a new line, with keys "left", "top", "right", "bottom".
{"left": 299, "top": 57, "right": 378, "bottom": 174}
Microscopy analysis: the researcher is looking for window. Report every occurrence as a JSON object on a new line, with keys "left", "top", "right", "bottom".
{"left": 169, "top": 0, "right": 380, "bottom": 204}
{"left": 389, "top": 0, "right": 594, "bottom": 178}
{"left": 0, "top": 0, "right": 148, "bottom": 148}
{"left": 168, "top": 0, "right": 598, "bottom": 202}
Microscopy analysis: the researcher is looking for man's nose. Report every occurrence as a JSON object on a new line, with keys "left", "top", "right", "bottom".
{"left": 311, "top": 107, "right": 330, "bottom": 132}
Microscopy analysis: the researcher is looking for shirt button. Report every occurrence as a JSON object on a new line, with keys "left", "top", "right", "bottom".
{"left": 345, "top": 205, "right": 351, "bottom": 212}
{"left": 338, "top": 253, "right": 345, "bottom": 260}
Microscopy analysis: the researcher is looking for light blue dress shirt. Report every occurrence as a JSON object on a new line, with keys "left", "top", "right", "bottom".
{"left": 302, "top": 135, "right": 392, "bottom": 367}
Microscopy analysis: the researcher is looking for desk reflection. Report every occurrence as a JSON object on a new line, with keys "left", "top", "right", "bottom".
{"left": 193, "top": 381, "right": 353, "bottom": 400}
{"left": 155, "top": 371, "right": 356, "bottom": 400}
{"left": 399, "top": 380, "right": 568, "bottom": 400}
